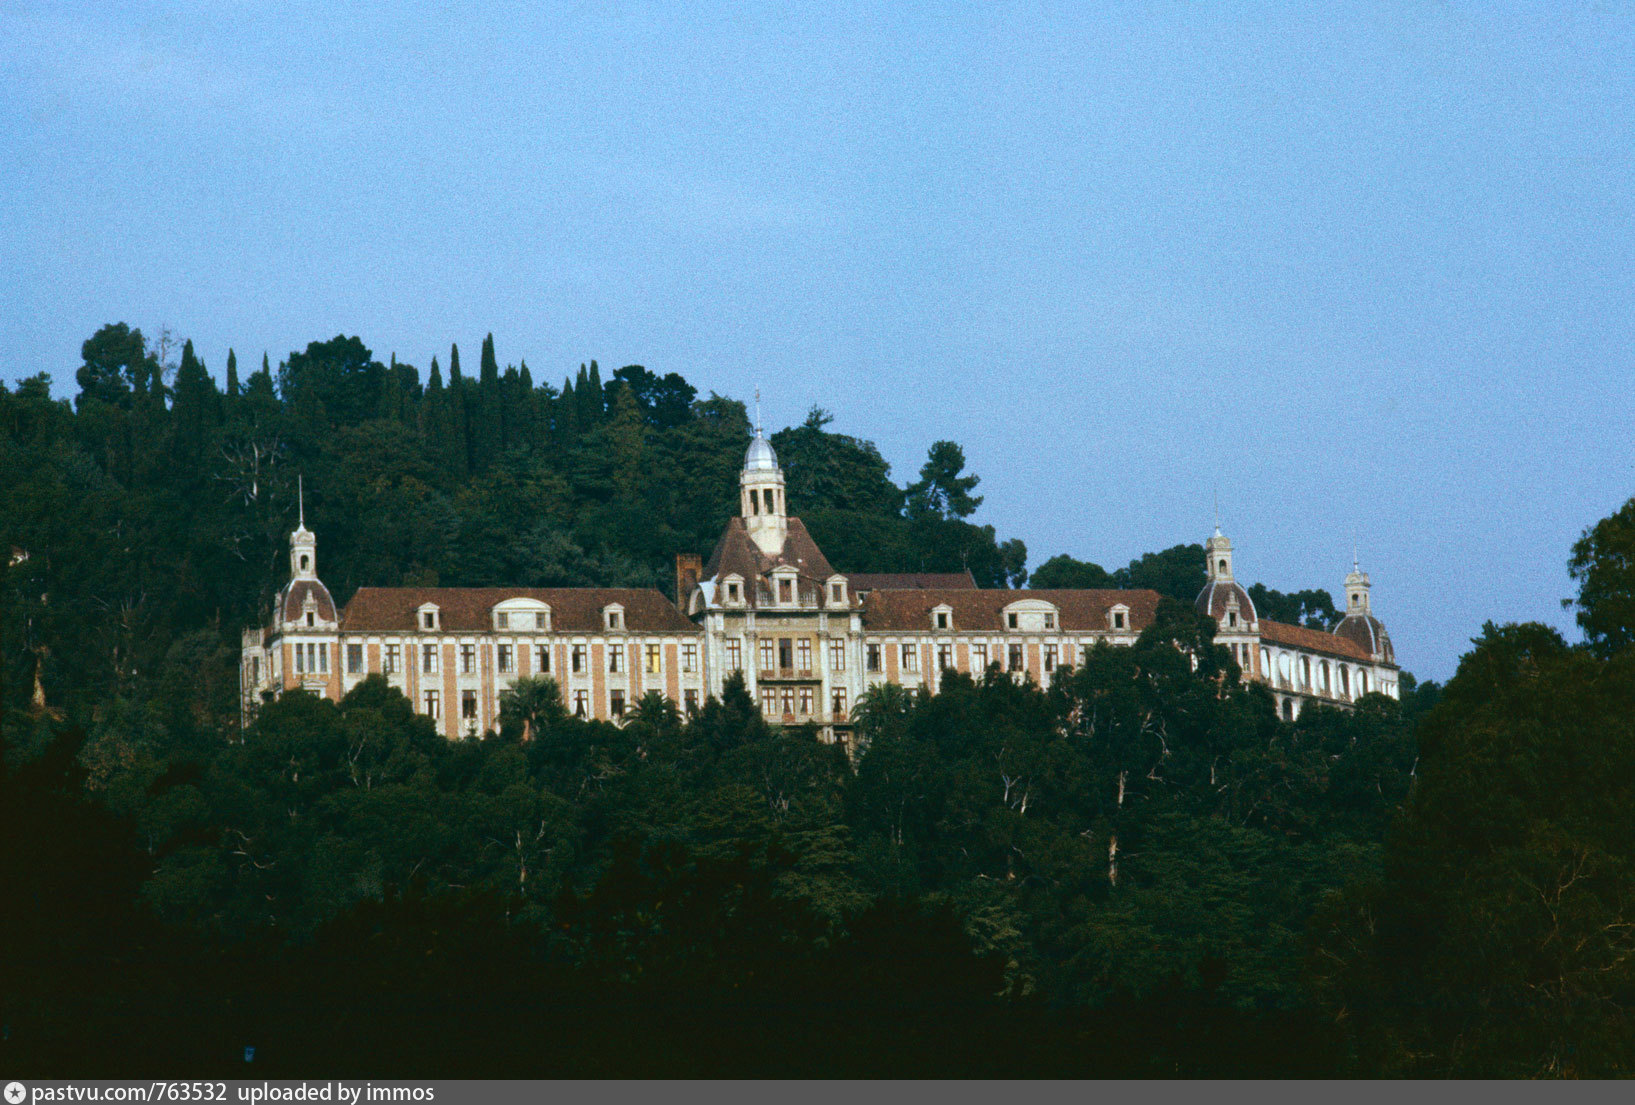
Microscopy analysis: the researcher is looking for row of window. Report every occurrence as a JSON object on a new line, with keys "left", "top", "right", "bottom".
{"left": 758, "top": 686, "right": 847, "bottom": 719}
{"left": 419, "top": 609, "right": 628, "bottom": 632}
{"left": 419, "top": 686, "right": 705, "bottom": 723}
{"left": 863, "top": 641, "right": 1065, "bottom": 675}
{"left": 1261, "top": 648, "right": 1371, "bottom": 698}
{"left": 352, "top": 641, "right": 701, "bottom": 676}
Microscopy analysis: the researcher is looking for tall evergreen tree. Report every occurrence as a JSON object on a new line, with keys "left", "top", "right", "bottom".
{"left": 225, "top": 349, "right": 240, "bottom": 399}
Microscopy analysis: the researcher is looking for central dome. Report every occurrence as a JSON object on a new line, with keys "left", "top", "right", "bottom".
{"left": 744, "top": 433, "right": 779, "bottom": 472}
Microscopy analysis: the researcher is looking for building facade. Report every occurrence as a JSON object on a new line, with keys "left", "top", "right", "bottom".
{"left": 242, "top": 429, "right": 1399, "bottom": 736}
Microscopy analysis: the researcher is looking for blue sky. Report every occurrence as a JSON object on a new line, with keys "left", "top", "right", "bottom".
{"left": 3, "top": 2, "right": 1632, "bottom": 681}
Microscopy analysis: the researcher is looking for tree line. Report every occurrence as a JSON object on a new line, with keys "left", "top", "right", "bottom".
{"left": 1, "top": 324, "right": 1631, "bottom": 1075}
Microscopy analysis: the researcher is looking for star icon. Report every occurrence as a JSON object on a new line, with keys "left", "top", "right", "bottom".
{"left": 5, "top": 1082, "right": 27, "bottom": 1105}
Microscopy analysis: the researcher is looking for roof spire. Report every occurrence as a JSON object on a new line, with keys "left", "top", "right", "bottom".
{"left": 754, "top": 388, "right": 762, "bottom": 438}
{"left": 1213, "top": 488, "right": 1221, "bottom": 537}
{"left": 298, "top": 474, "right": 305, "bottom": 529}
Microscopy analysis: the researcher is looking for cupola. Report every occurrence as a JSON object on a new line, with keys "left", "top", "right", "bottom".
{"left": 740, "top": 396, "right": 788, "bottom": 556}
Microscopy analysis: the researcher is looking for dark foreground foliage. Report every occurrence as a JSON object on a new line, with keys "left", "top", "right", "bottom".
{"left": 3, "top": 327, "right": 1635, "bottom": 1076}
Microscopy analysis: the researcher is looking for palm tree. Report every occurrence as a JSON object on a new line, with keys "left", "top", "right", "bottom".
{"left": 497, "top": 676, "right": 565, "bottom": 742}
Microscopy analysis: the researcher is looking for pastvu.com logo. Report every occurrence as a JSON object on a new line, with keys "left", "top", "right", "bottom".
{"left": 5, "top": 1081, "right": 27, "bottom": 1105}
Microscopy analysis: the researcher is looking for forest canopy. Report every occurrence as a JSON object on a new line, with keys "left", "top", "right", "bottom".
{"left": 1, "top": 324, "right": 1631, "bottom": 1077}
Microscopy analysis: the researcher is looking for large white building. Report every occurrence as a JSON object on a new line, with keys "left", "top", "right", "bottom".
{"left": 242, "top": 428, "right": 1399, "bottom": 738}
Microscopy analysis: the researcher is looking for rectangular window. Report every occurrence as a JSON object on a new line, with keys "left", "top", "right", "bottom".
{"left": 828, "top": 639, "right": 845, "bottom": 672}
{"left": 973, "top": 643, "right": 988, "bottom": 672}
{"left": 572, "top": 645, "right": 586, "bottom": 673}
{"left": 496, "top": 612, "right": 509, "bottom": 630}
{"left": 1009, "top": 644, "right": 1024, "bottom": 672}
{"left": 609, "top": 645, "right": 623, "bottom": 673}
{"left": 423, "top": 611, "right": 436, "bottom": 630}
{"left": 347, "top": 643, "right": 363, "bottom": 674}
{"left": 831, "top": 688, "right": 847, "bottom": 719}
{"left": 779, "top": 638, "right": 794, "bottom": 670}
{"left": 646, "top": 644, "right": 661, "bottom": 674}
{"left": 534, "top": 612, "right": 548, "bottom": 630}
{"left": 798, "top": 687, "right": 813, "bottom": 715}
{"left": 460, "top": 644, "right": 476, "bottom": 674}
{"left": 727, "top": 582, "right": 740, "bottom": 603}
{"left": 780, "top": 688, "right": 795, "bottom": 715}
{"left": 760, "top": 687, "right": 776, "bottom": 716}
{"left": 938, "top": 644, "right": 953, "bottom": 670}
{"left": 1008, "top": 613, "right": 1019, "bottom": 629}
{"left": 683, "top": 642, "right": 698, "bottom": 672}
{"left": 318, "top": 643, "right": 327, "bottom": 673}
{"left": 796, "top": 639, "right": 812, "bottom": 672}
{"left": 573, "top": 690, "right": 588, "bottom": 718}
{"left": 759, "top": 639, "right": 776, "bottom": 672}
{"left": 779, "top": 578, "right": 793, "bottom": 603}
{"left": 1044, "top": 644, "right": 1058, "bottom": 673}
{"left": 610, "top": 689, "right": 625, "bottom": 717}
{"left": 1044, "top": 613, "right": 1055, "bottom": 629}
{"left": 535, "top": 645, "right": 551, "bottom": 674}
{"left": 294, "top": 643, "right": 304, "bottom": 675}
{"left": 385, "top": 644, "right": 400, "bottom": 674}
{"left": 867, "top": 644, "right": 881, "bottom": 673}
{"left": 1114, "top": 611, "right": 1126, "bottom": 630}
{"left": 423, "top": 689, "right": 440, "bottom": 720}
{"left": 902, "top": 643, "right": 919, "bottom": 673}
{"left": 251, "top": 656, "right": 260, "bottom": 684}
{"left": 831, "top": 582, "right": 843, "bottom": 603}
{"left": 684, "top": 689, "right": 699, "bottom": 713}
{"left": 936, "top": 611, "right": 949, "bottom": 629}
{"left": 423, "top": 643, "right": 438, "bottom": 674}
{"left": 461, "top": 689, "right": 478, "bottom": 720}
{"left": 498, "top": 644, "right": 514, "bottom": 673}
{"left": 726, "top": 639, "right": 742, "bottom": 671}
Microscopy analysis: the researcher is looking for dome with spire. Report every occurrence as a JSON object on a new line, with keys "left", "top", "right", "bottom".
{"left": 744, "top": 432, "right": 779, "bottom": 473}
{"left": 1331, "top": 558, "right": 1393, "bottom": 663}
{"left": 1333, "top": 612, "right": 1393, "bottom": 663}
{"left": 1194, "top": 525, "right": 1257, "bottom": 630}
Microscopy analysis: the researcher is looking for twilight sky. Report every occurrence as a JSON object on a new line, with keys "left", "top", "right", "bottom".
{"left": 3, "top": 2, "right": 1632, "bottom": 681}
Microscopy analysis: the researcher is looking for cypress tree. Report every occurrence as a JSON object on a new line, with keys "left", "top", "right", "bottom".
{"left": 225, "top": 349, "right": 240, "bottom": 398}
{"left": 471, "top": 333, "right": 501, "bottom": 468}
{"left": 558, "top": 376, "right": 578, "bottom": 444}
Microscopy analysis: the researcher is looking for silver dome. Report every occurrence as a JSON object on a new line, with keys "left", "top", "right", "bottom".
{"left": 744, "top": 433, "right": 780, "bottom": 473}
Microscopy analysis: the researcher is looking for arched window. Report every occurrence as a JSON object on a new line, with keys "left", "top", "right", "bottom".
{"left": 1218, "top": 558, "right": 1227, "bottom": 573}
{"left": 1340, "top": 666, "right": 1350, "bottom": 697}
{"left": 300, "top": 554, "right": 310, "bottom": 571}
{"left": 1359, "top": 669, "right": 1370, "bottom": 695}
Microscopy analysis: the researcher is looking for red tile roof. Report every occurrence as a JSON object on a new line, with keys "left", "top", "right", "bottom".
{"left": 702, "top": 516, "right": 837, "bottom": 605}
{"left": 1258, "top": 619, "right": 1373, "bottom": 662}
{"left": 339, "top": 587, "right": 699, "bottom": 634}
{"left": 846, "top": 571, "right": 978, "bottom": 591}
{"left": 861, "top": 588, "right": 1162, "bottom": 633}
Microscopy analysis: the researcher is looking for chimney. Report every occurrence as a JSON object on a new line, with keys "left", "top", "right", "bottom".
{"left": 674, "top": 553, "right": 702, "bottom": 612}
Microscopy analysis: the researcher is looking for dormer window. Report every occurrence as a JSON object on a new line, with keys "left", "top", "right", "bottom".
{"left": 1043, "top": 613, "right": 1055, "bottom": 629}
{"left": 728, "top": 582, "right": 741, "bottom": 603}
{"left": 1008, "top": 613, "right": 1018, "bottom": 629}
{"left": 496, "top": 612, "right": 509, "bottom": 630}
{"left": 829, "top": 580, "right": 845, "bottom": 605}
{"left": 419, "top": 606, "right": 440, "bottom": 631}
{"left": 535, "top": 611, "right": 547, "bottom": 630}
{"left": 1228, "top": 611, "right": 1237, "bottom": 628}
{"left": 936, "top": 612, "right": 949, "bottom": 629}
{"left": 306, "top": 612, "right": 314, "bottom": 627}
{"left": 606, "top": 609, "right": 624, "bottom": 630}
{"left": 779, "top": 578, "right": 793, "bottom": 604}
{"left": 1109, "top": 605, "right": 1129, "bottom": 631}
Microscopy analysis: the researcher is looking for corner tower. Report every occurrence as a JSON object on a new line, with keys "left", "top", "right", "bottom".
{"left": 1332, "top": 553, "right": 1394, "bottom": 663}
